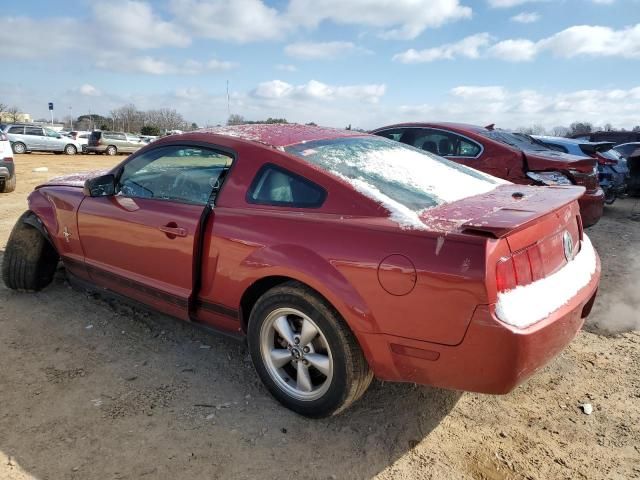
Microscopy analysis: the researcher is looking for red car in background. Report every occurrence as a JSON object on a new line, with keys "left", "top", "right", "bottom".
{"left": 3, "top": 125, "right": 600, "bottom": 417}
{"left": 372, "top": 123, "right": 605, "bottom": 226}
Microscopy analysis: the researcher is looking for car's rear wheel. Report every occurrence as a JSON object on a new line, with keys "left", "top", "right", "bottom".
{"left": 105, "top": 145, "right": 117, "bottom": 156}
{"left": 2, "top": 214, "right": 59, "bottom": 291}
{"left": 248, "top": 282, "right": 372, "bottom": 418}
{"left": 64, "top": 144, "right": 77, "bottom": 155}
{"left": 12, "top": 142, "right": 26, "bottom": 154}
{"left": 0, "top": 175, "right": 16, "bottom": 193}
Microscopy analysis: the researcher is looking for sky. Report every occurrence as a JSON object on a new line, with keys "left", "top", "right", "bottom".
{"left": 1, "top": 0, "right": 639, "bottom": 130}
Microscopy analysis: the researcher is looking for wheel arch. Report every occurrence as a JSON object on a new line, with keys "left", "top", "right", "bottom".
{"left": 236, "top": 245, "right": 378, "bottom": 336}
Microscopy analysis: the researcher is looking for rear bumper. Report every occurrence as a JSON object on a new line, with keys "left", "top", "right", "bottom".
{"left": 358, "top": 255, "right": 600, "bottom": 394}
{"left": 578, "top": 188, "right": 604, "bottom": 227}
{"left": 0, "top": 163, "right": 14, "bottom": 179}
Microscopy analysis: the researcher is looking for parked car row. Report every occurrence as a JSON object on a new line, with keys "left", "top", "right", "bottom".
{"left": 0, "top": 131, "right": 16, "bottom": 193}
{"left": 3, "top": 124, "right": 602, "bottom": 417}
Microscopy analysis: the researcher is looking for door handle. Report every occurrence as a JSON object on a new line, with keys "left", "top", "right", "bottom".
{"left": 159, "top": 223, "right": 187, "bottom": 238}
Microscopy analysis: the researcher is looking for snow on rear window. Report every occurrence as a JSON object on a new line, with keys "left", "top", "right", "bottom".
{"left": 286, "top": 136, "right": 502, "bottom": 229}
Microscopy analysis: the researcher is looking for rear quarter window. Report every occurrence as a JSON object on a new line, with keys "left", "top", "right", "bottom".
{"left": 247, "top": 164, "right": 326, "bottom": 208}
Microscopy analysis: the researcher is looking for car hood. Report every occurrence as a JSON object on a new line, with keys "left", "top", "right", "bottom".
{"left": 36, "top": 169, "right": 108, "bottom": 189}
{"left": 525, "top": 150, "right": 595, "bottom": 173}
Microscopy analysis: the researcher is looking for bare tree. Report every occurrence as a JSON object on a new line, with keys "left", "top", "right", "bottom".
{"left": 550, "top": 126, "right": 570, "bottom": 137}
{"left": 0, "top": 103, "right": 7, "bottom": 115}
{"left": 6, "top": 106, "right": 21, "bottom": 123}
{"left": 227, "top": 114, "right": 246, "bottom": 126}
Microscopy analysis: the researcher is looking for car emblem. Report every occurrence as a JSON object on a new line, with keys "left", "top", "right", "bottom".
{"left": 563, "top": 231, "right": 575, "bottom": 261}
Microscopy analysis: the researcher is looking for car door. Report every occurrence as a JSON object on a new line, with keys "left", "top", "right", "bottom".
{"left": 126, "top": 134, "right": 143, "bottom": 153}
{"left": 44, "top": 128, "right": 64, "bottom": 151}
{"left": 23, "top": 126, "right": 46, "bottom": 150}
{"left": 77, "top": 144, "right": 234, "bottom": 320}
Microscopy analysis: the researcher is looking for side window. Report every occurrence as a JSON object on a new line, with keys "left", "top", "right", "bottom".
{"left": 118, "top": 146, "right": 233, "bottom": 205}
{"left": 410, "top": 129, "right": 481, "bottom": 157}
{"left": 248, "top": 165, "right": 326, "bottom": 208}
{"left": 8, "top": 126, "right": 24, "bottom": 134}
{"left": 25, "top": 127, "right": 44, "bottom": 136}
{"left": 45, "top": 128, "right": 59, "bottom": 138}
{"left": 374, "top": 129, "right": 404, "bottom": 141}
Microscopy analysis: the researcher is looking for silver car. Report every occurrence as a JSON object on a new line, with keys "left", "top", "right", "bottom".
{"left": 1, "top": 124, "right": 82, "bottom": 155}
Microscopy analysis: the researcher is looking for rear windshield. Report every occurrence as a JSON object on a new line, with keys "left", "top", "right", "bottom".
{"left": 90, "top": 131, "right": 102, "bottom": 139}
{"left": 479, "top": 130, "right": 550, "bottom": 152}
{"left": 285, "top": 136, "right": 502, "bottom": 227}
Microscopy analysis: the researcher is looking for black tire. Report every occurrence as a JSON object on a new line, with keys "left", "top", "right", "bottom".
{"left": 248, "top": 281, "right": 372, "bottom": 418}
{"left": 64, "top": 144, "right": 77, "bottom": 155}
{"left": 0, "top": 175, "right": 16, "bottom": 193}
{"left": 105, "top": 145, "right": 117, "bottom": 156}
{"left": 12, "top": 142, "right": 26, "bottom": 154}
{"left": 2, "top": 214, "right": 59, "bottom": 291}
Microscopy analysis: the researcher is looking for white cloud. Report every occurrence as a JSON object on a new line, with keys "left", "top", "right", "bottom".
{"left": 487, "top": 0, "right": 544, "bottom": 7}
{"left": 540, "top": 24, "right": 640, "bottom": 59}
{"left": 510, "top": 11, "right": 540, "bottom": 23}
{"left": 488, "top": 39, "right": 538, "bottom": 61}
{"left": 393, "top": 33, "right": 492, "bottom": 63}
{"left": 397, "top": 85, "right": 640, "bottom": 130}
{"left": 287, "top": 0, "right": 472, "bottom": 40}
{"left": 78, "top": 84, "right": 102, "bottom": 97}
{"left": 169, "top": 0, "right": 289, "bottom": 43}
{"left": 284, "top": 41, "right": 369, "bottom": 60}
{"left": 395, "top": 23, "right": 640, "bottom": 63}
{"left": 0, "top": 17, "right": 80, "bottom": 59}
{"left": 276, "top": 64, "right": 298, "bottom": 72}
{"left": 251, "top": 79, "right": 386, "bottom": 103}
{"left": 95, "top": 55, "right": 236, "bottom": 75}
{"left": 93, "top": 1, "right": 190, "bottom": 49}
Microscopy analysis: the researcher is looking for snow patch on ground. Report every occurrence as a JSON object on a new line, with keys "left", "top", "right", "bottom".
{"left": 496, "top": 235, "right": 597, "bottom": 328}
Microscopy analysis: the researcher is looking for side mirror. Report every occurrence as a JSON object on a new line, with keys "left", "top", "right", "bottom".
{"left": 84, "top": 174, "right": 116, "bottom": 197}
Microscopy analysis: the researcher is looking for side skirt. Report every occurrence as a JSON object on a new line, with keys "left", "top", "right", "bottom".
{"left": 66, "top": 269, "right": 246, "bottom": 344}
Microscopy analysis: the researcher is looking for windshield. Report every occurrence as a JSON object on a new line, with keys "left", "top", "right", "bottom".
{"left": 479, "top": 130, "right": 550, "bottom": 152}
{"left": 285, "top": 136, "right": 502, "bottom": 229}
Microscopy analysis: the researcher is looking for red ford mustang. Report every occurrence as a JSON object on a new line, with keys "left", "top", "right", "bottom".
{"left": 2, "top": 125, "right": 600, "bottom": 417}
{"left": 371, "top": 123, "right": 605, "bottom": 227}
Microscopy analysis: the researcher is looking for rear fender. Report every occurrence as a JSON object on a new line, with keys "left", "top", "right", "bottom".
{"left": 241, "top": 244, "right": 377, "bottom": 334}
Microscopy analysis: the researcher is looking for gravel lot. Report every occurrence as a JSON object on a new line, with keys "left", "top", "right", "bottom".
{"left": 0, "top": 153, "right": 639, "bottom": 480}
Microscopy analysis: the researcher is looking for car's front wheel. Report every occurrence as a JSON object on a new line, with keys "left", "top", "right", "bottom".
{"left": 64, "top": 144, "right": 77, "bottom": 155}
{"left": 248, "top": 282, "right": 372, "bottom": 418}
{"left": 2, "top": 213, "right": 59, "bottom": 291}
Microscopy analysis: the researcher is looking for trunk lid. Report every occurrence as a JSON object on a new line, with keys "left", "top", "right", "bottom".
{"left": 525, "top": 150, "right": 596, "bottom": 173}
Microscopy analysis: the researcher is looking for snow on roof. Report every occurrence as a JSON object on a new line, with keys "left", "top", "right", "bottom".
{"left": 496, "top": 235, "right": 597, "bottom": 328}
{"left": 196, "top": 124, "right": 364, "bottom": 148}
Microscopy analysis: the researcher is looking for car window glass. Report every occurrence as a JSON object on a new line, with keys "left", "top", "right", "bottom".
{"left": 8, "top": 126, "right": 24, "bottom": 134}
{"left": 399, "top": 129, "right": 481, "bottom": 157}
{"left": 45, "top": 128, "right": 59, "bottom": 138}
{"left": 248, "top": 165, "right": 326, "bottom": 208}
{"left": 374, "top": 129, "right": 404, "bottom": 141}
{"left": 118, "top": 146, "right": 233, "bottom": 205}
{"left": 24, "top": 127, "right": 43, "bottom": 136}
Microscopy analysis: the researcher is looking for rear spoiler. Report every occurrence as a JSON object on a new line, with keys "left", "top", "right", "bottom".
{"left": 459, "top": 186, "right": 585, "bottom": 238}
{"left": 579, "top": 142, "right": 615, "bottom": 154}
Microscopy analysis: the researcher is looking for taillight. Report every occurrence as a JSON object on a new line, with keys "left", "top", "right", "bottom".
{"left": 496, "top": 243, "right": 546, "bottom": 292}
{"left": 596, "top": 153, "right": 617, "bottom": 166}
{"left": 568, "top": 168, "right": 599, "bottom": 191}
{"left": 3, "top": 157, "right": 13, "bottom": 163}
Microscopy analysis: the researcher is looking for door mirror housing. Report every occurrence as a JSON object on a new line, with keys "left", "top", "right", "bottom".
{"left": 84, "top": 174, "right": 116, "bottom": 197}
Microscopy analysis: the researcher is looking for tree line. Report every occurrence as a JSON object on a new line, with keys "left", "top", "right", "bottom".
{"left": 517, "top": 122, "right": 640, "bottom": 137}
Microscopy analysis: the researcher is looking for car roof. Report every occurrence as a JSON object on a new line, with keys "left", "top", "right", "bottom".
{"left": 195, "top": 124, "right": 366, "bottom": 148}
{"left": 372, "top": 122, "right": 489, "bottom": 134}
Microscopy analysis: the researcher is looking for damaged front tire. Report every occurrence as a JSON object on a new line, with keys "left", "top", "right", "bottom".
{"left": 2, "top": 213, "right": 59, "bottom": 291}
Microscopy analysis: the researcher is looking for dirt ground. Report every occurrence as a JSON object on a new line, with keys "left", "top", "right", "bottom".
{"left": 0, "top": 153, "right": 638, "bottom": 480}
